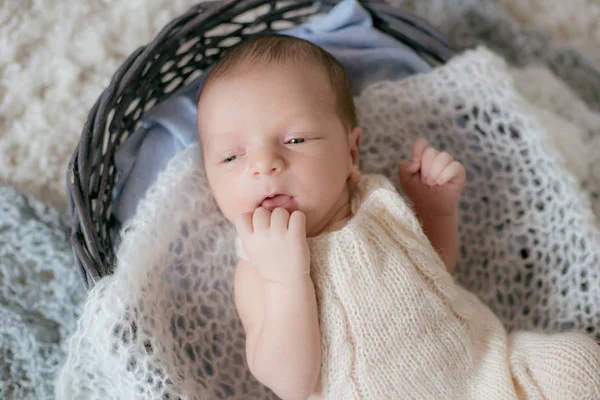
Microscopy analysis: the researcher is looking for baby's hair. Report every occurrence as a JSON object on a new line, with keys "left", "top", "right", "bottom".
{"left": 201, "top": 33, "right": 358, "bottom": 129}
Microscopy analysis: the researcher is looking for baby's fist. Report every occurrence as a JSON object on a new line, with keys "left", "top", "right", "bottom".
{"left": 398, "top": 139, "right": 465, "bottom": 217}
{"left": 235, "top": 208, "right": 310, "bottom": 286}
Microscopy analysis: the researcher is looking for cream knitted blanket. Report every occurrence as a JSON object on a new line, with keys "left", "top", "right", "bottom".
{"left": 56, "top": 48, "right": 600, "bottom": 399}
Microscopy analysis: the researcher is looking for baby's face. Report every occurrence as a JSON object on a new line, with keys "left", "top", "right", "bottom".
{"left": 197, "top": 62, "right": 361, "bottom": 237}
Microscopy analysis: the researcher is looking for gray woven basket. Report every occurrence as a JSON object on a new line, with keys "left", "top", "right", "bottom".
{"left": 66, "top": 0, "right": 455, "bottom": 290}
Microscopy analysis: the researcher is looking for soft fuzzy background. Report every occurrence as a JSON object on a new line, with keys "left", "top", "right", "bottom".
{"left": 2, "top": 0, "right": 600, "bottom": 398}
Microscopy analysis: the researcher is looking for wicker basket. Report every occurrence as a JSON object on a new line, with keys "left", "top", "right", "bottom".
{"left": 66, "top": 0, "right": 455, "bottom": 290}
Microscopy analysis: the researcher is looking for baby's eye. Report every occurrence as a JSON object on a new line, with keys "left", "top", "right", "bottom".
{"left": 287, "top": 138, "right": 306, "bottom": 144}
{"left": 223, "top": 155, "right": 237, "bottom": 163}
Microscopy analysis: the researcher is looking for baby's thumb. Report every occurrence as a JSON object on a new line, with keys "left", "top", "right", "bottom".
{"left": 398, "top": 160, "right": 415, "bottom": 184}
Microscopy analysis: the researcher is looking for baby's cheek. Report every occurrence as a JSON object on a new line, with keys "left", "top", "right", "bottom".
{"left": 209, "top": 176, "right": 243, "bottom": 216}
{"left": 225, "top": 196, "right": 251, "bottom": 222}
{"left": 300, "top": 207, "right": 322, "bottom": 237}
{"left": 210, "top": 189, "right": 238, "bottom": 221}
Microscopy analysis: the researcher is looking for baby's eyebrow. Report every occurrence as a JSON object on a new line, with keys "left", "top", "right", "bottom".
{"left": 203, "top": 133, "right": 225, "bottom": 153}
{"left": 204, "top": 132, "right": 240, "bottom": 154}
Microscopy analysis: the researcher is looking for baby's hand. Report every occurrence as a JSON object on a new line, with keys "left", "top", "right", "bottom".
{"left": 398, "top": 139, "right": 466, "bottom": 217}
{"left": 236, "top": 208, "right": 310, "bottom": 286}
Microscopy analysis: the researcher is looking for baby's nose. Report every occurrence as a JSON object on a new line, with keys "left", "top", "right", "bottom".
{"left": 251, "top": 151, "right": 284, "bottom": 177}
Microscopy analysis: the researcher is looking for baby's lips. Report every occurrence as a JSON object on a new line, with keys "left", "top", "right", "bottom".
{"left": 260, "top": 195, "right": 296, "bottom": 212}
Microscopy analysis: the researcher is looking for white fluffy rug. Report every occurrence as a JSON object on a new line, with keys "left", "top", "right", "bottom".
{"left": 0, "top": 0, "right": 200, "bottom": 209}
{"left": 1, "top": 0, "right": 598, "bottom": 210}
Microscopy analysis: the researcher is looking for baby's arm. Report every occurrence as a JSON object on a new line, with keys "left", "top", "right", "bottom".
{"left": 399, "top": 139, "right": 466, "bottom": 274}
{"left": 234, "top": 208, "right": 321, "bottom": 400}
{"left": 417, "top": 211, "right": 459, "bottom": 273}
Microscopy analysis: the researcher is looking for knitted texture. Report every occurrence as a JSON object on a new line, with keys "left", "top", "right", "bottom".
{"left": 0, "top": 185, "right": 85, "bottom": 399}
{"left": 355, "top": 48, "right": 600, "bottom": 337}
{"left": 56, "top": 48, "right": 600, "bottom": 399}
{"left": 304, "top": 174, "right": 600, "bottom": 399}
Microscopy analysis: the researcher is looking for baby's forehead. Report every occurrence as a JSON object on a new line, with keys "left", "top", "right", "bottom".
{"left": 197, "top": 61, "right": 341, "bottom": 145}
{"left": 203, "top": 59, "right": 329, "bottom": 94}
{"left": 198, "top": 62, "right": 331, "bottom": 112}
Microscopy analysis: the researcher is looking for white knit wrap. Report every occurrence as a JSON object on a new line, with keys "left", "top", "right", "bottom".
{"left": 56, "top": 47, "right": 600, "bottom": 399}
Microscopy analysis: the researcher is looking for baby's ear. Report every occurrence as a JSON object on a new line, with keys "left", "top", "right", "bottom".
{"left": 348, "top": 127, "right": 362, "bottom": 183}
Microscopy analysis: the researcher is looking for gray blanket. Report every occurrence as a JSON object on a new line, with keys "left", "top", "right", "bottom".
{"left": 0, "top": 185, "right": 85, "bottom": 399}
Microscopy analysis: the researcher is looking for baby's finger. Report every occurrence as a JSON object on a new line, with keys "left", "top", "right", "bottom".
{"left": 253, "top": 207, "right": 271, "bottom": 231}
{"left": 288, "top": 210, "right": 307, "bottom": 237}
{"left": 410, "top": 139, "right": 429, "bottom": 172}
{"left": 420, "top": 147, "right": 439, "bottom": 184}
{"left": 398, "top": 160, "right": 415, "bottom": 181}
{"left": 270, "top": 207, "right": 290, "bottom": 232}
{"left": 428, "top": 152, "right": 454, "bottom": 185}
{"left": 235, "top": 212, "right": 253, "bottom": 237}
{"left": 398, "top": 161, "right": 422, "bottom": 193}
{"left": 437, "top": 161, "right": 466, "bottom": 185}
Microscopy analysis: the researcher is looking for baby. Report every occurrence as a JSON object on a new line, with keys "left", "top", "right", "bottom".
{"left": 196, "top": 34, "right": 600, "bottom": 399}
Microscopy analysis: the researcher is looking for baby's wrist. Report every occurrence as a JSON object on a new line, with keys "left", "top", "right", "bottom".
{"left": 257, "top": 259, "right": 311, "bottom": 288}
{"left": 416, "top": 206, "right": 458, "bottom": 221}
{"left": 264, "top": 272, "right": 313, "bottom": 290}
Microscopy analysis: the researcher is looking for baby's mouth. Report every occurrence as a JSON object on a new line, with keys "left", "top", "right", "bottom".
{"left": 260, "top": 194, "right": 296, "bottom": 212}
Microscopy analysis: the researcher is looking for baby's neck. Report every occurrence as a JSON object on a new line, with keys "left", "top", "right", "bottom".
{"left": 309, "top": 182, "right": 353, "bottom": 237}
{"left": 320, "top": 204, "right": 351, "bottom": 235}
